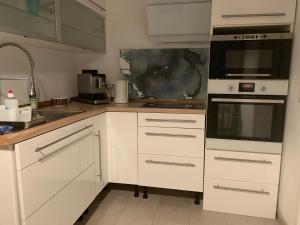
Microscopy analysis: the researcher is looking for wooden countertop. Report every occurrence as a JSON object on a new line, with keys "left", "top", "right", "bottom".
{"left": 0, "top": 101, "right": 206, "bottom": 148}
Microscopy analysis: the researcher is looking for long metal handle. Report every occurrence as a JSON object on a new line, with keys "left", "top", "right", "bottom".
{"left": 145, "top": 132, "right": 196, "bottom": 139}
{"left": 214, "top": 157, "right": 272, "bottom": 164}
{"left": 211, "top": 98, "right": 285, "bottom": 104}
{"left": 145, "top": 160, "right": 195, "bottom": 167}
{"left": 225, "top": 73, "right": 271, "bottom": 77}
{"left": 88, "top": 0, "right": 106, "bottom": 11}
{"left": 35, "top": 125, "right": 93, "bottom": 152}
{"left": 95, "top": 131, "right": 102, "bottom": 180}
{"left": 213, "top": 185, "right": 270, "bottom": 195}
{"left": 222, "top": 13, "right": 286, "bottom": 18}
{"left": 0, "top": 77, "right": 28, "bottom": 80}
{"left": 145, "top": 118, "right": 197, "bottom": 123}
{"left": 38, "top": 133, "right": 93, "bottom": 161}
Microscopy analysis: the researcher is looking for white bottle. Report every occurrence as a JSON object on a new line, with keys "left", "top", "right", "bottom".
{"left": 4, "top": 89, "right": 19, "bottom": 121}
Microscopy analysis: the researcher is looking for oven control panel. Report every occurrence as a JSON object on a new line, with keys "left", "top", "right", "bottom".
{"left": 208, "top": 80, "right": 289, "bottom": 96}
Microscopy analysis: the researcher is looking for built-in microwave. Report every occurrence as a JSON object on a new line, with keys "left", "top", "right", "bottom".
{"left": 206, "top": 94, "right": 287, "bottom": 142}
{"left": 209, "top": 33, "right": 293, "bottom": 80}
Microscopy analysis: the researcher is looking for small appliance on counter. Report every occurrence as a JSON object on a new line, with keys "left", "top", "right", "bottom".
{"left": 77, "top": 70, "right": 110, "bottom": 105}
{"left": 114, "top": 80, "right": 128, "bottom": 104}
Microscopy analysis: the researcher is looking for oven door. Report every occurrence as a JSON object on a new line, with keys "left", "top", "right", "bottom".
{"left": 207, "top": 94, "right": 286, "bottom": 142}
{"left": 209, "top": 38, "right": 292, "bottom": 80}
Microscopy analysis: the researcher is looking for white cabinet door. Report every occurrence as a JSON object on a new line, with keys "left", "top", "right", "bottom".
{"left": 93, "top": 114, "right": 108, "bottom": 195}
{"left": 107, "top": 112, "right": 138, "bottom": 184}
{"left": 211, "top": 0, "right": 296, "bottom": 27}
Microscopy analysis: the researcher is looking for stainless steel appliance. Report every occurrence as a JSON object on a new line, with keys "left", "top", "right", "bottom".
{"left": 77, "top": 70, "right": 110, "bottom": 104}
{"left": 209, "top": 31, "right": 293, "bottom": 80}
{"left": 206, "top": 80, "right": 288, "bottom": 154}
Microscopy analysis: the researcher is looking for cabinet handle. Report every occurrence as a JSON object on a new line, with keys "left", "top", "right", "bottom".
{"left": 214, "top": 157, "right": 272, "bottom": 164}
{"left": 213, "top": 185, "right": 270, "bottom": 195}
{"left": 145, "top": 132, "right": 196, "bottom": 139}
{"left": 35, "top": 125, "right": 93, "bottom": 152}
{"left": 145, "top": 118, "right": 197, "bottom": 123}
{"left": 145, "top": 160, "right": 195, "bottom": 167}
{"left": 95, "top": 131, "right": 102, "bottom": 181}
{"left": 38, "top": 133, "right": 93, "bottom": 161}
{"left": 225, "top": 73, "right": 271, "bottom": 77}
{"left": 222, "top": 13, "right": 286, "bottom": 18}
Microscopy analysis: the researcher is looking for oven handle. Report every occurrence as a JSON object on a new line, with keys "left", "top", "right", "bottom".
{"left": 225, "top": 73, "right": 271, "bottom": 77}
{"left": 211, "top": 98, "right": 285, "bottom": 104}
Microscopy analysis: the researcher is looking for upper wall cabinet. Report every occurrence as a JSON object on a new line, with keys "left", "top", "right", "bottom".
{"left": 76, "top": 0, "right": 106, "bottom": 16}
{"left": 146, "top": 0, "right": 212, "bottom": 43}
{"left": 60, "top": 0, "right": 105, "bottom": 51}
{"left": 211, "top": 0, "right": 297, "bottom": 27}
{"left": 0, "top": 0, "right": 57, "bottom": 41}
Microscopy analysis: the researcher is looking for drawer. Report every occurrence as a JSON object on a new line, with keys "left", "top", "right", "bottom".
{"left": 17, "top": 132, "right": 94, "bottom": 220}
{"left": 203, "top": 178, "right": 278, "bottom": 219}
{"left": 138, "top": 113, "right": 205, "bottom": 129}
{"left": 205, "top": 150, "right": 281, "bottom": 184}
{"left": 138, "top": 154, "right": 203, "bottom": 192}
{"left": 139, "top": 127, "right": 204, "bottom": 157}
{"left": 23, "top": 165, "right": 96, "bottom": 225}
{"left": 15, "top": 118, "right": 94, "bottom": 170}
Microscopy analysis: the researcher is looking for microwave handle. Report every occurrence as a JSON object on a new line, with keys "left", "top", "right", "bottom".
{"left": 225, "top": 73, "right": 272, "bottom": 77}
{"left": 222, "top": 13, "right": 286, "bottom": 18}
{"left": 211, "top": 98, "right": 285, "bottom": 104}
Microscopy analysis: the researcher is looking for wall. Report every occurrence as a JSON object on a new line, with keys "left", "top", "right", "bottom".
{"left": 0, "top": 42, "right": 78, "bottom": 104}
{"left": 77, "top": 0, "right": 209, "bottom": 84}
{"left": 278, "top": 3, "right": 300, "bottom": 225}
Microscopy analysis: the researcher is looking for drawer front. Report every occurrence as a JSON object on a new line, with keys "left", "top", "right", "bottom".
{"left": 18, "top": 133, "right": 94, "bottom": 220}
{"left": 138, "top": 113, "right": 205, "bottom": 129}
{"left": 138, "top": 154, "right": 203, "bottom": 192}
{"left": 15, "top": 119, "right": 93, "bottom": 170}
{"left": 23, "top": 165, "right": 96, "bottom": 225}
{"left": 205, "top": 150, "right": 281, "bottom": 184}
{"left": 139, "top": 127, "right": 204, "bottom": 157}
{"left": 203, "top": 178, "right": 278, "bottom": 219}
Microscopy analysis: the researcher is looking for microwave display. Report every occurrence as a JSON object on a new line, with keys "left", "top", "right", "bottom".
{"left": 239, "top": 83, "right": 255, "bottom": 92}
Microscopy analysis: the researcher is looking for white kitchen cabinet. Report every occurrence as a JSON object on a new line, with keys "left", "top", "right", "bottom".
{"left": 204, "top": 178, "right": 278, "bottom": 219}
{"left": 138, "top": 113, "right": 205, "bottom": 192}
{"left": 146, "top": 0, "right": 211, "bottom": 42}
{"left": 107, "top": 112, "right": 138, "bottom": 185}
{"left": 93, "top": 114, "right": 108, "bottom": 195}
{"left": 211, "top": 0, "right": 297, "bottom": 27}
{"left": 15, "top": 118, "right": 97, "bottom": 224}
{"left": 76, "top": 0, "right": 106, "bottom": 15}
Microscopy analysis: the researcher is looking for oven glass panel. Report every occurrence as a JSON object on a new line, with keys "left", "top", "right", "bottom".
{"left": 217, "top": 103, "right": 273, "bottom": 140}
{"left": 207, "top": 95, "right": 286, "bottom": 142}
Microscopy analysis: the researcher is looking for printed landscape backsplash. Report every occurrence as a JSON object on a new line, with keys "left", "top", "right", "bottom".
{"left": 120, "top": 48, "right": 209, "bottom": 100}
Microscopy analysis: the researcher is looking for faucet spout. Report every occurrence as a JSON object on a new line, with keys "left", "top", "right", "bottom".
{"left": 0, "top": 41, "right": 37, "bottom": 99}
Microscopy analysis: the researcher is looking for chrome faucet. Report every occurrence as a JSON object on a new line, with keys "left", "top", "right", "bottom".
{"left": 0, "top": 41, "right": 37, "bottom": 100}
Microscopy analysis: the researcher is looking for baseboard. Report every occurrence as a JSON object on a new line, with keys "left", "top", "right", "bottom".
{"left": 277, "top": 210, "right": 288, "bottom": 225}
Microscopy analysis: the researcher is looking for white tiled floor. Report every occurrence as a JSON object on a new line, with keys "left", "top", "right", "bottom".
{"left": 75, "top": 190, "right": 281, "bottom": 225}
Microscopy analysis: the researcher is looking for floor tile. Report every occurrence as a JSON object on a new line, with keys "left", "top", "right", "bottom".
{"left": 152, "top": 195, "right": 191, "bottom": 225}
{"left": 226, "top": 214, "right": 266, "bottom": 225}
{"left": 114, "top": 194, "right": 161, "bottom": 225}
{"left": 190, "top": 202, "right": 227, "bottom": 225}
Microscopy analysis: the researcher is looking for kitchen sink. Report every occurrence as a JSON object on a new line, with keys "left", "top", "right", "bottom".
{"left": 0, "top": 110, "right": 85, "bottom": 134}
{"left": 140, "top": 103, "right": 206, "bottom": 110}
{"left": 32, "top": 110, "right": 85, "bottom": 123}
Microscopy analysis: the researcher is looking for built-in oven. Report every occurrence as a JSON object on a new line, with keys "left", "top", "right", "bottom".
{"left": 209, "top": 32, "right": 293, "bottom": 80}
{"left": 207, "top": 94, "right": 286, "bottom": 142}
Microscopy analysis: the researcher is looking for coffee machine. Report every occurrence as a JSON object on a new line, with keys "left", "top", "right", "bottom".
{"left": 77, "top": 70, "right": 110, "bottom": 104}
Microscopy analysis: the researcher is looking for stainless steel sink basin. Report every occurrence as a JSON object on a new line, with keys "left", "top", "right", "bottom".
{"left": 32, "top": 110, "right": 85, "bottom": 123}
{"left": 0, "top": 110, "right": 85, "bottom": 134}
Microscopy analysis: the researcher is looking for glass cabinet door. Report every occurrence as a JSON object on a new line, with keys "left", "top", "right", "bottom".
{"left": 0, "top": 0, "right": 57, "bottom": 41}
{"left": 60, "top": 0, "right": 105, "bottom": 52}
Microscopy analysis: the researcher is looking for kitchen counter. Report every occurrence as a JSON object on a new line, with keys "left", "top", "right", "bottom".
{"left": 0, "top": 101, "right": 206, "bottom": 148}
